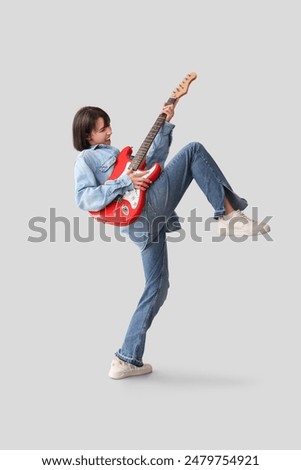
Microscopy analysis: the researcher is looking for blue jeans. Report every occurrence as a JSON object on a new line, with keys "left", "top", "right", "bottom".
{"left": 116, "top": 142, "right": 247, "bottom": 366}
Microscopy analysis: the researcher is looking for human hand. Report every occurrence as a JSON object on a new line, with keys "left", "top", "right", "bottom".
{"left": 126, "top": 169, "right": 152, "bottom": 191}
{"left": 160, "top": 100, "right": 178, "bottom": 122}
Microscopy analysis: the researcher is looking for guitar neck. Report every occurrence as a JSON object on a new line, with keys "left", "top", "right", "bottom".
{"left": 130, "top": 97, "right": 176, "bottom": 171}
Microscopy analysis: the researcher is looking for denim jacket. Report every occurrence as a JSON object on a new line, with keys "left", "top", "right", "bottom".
{"left": 74, "top": 121, "right": 175, "bottom": 211}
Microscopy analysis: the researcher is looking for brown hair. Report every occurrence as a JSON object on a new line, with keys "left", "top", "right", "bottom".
{"left": 72, "top": 106, "right": 111, "bottom": 151}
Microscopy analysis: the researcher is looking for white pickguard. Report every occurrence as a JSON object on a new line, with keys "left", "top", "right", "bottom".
{"left": 120, "top": 163, "right": 157, "bottom": 210}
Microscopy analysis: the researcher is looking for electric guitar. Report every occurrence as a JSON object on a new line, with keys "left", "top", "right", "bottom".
{"left": 89, "top": 72, "right": 197, "bottom": 226}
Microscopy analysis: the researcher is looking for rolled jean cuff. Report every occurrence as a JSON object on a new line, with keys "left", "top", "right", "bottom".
{"left": 115, "top": 351, "right": 144, "bottom": 367}
{"left": 214, "top": 208, "right": 226, "bottom": 218}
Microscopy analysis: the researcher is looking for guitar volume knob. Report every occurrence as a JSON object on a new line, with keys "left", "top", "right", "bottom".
{"left": 121, "top": 205, "right": 129, "bottom": 215}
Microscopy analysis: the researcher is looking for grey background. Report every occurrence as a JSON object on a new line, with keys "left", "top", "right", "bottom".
{"left": 1, "top": 0, "right": 300, "bottom": 450}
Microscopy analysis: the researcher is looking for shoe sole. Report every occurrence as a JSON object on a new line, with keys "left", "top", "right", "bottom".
{"left": 109, "top": 368, "right": 153, "bottom": 380}
{"left": 218, "top": 226, "right": 270, "bottom": 237}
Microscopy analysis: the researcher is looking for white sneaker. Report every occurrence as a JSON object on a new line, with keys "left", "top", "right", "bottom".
{"left": 108, "top": 357, "right": 153, "bottom": 380}
{"left": 218, "top": 210, "right": 271, "bottom": 237}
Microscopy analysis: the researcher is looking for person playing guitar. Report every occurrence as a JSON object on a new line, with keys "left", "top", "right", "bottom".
{"left": 73, "top": 73, "right": 271, "bottom": 379}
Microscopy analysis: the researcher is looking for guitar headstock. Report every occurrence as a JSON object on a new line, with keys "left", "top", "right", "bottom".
{"left": 172, "top": 72, "right": 197, "bottom": 99}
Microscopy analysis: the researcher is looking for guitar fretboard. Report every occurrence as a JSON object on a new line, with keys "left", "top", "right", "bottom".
{"left": 129, "top": 97, "right": 176, "bottom": 171}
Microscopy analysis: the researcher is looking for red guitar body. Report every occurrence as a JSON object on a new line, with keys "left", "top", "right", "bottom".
{"left": 89, "top": 146, "right": 162, "bottom": 226}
